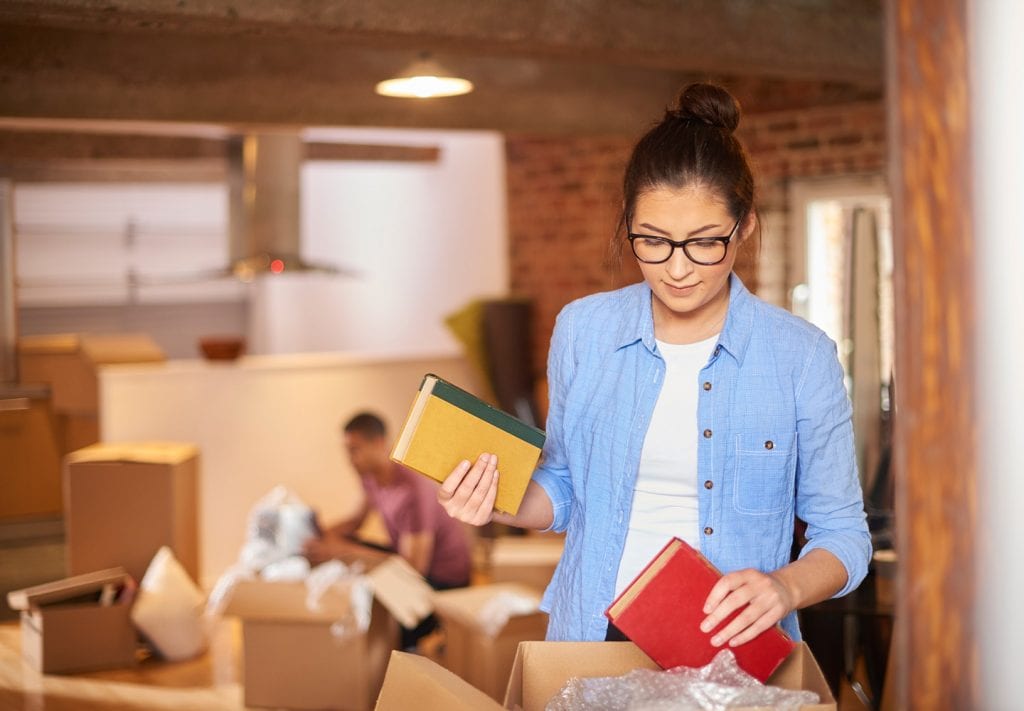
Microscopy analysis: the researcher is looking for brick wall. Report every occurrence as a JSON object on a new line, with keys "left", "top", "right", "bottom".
{"left": 506, "top": 99, "right": 887, "bottom": 380}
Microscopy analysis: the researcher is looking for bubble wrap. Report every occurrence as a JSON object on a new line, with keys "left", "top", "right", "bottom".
{"left": 545, "top": 648, "right": 819, "bottom": 711}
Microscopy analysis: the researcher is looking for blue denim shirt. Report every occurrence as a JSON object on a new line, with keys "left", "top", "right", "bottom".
{"left": 533, "top": 275, "right": 871, "bottom": 641}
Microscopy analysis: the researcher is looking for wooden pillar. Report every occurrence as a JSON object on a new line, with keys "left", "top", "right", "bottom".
{"left": 886, "top": 1, "right": 976, "bottom": 709}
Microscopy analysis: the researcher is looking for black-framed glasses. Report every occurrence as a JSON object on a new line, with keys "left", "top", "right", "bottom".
{"left": 627, "top": 219, "right": 739, "bottom": 266}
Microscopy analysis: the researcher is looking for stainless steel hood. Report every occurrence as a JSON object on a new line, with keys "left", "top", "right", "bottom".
{"left": 227, "top": 132, "right": 348, "bottom": 280}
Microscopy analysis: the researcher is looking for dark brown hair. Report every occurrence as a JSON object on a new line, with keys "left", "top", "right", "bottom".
{"left": 343, "top": 411, "right": 387, "bottom": 439}
{"left": 610, "top": 83, "right": 757, "bottom": 269}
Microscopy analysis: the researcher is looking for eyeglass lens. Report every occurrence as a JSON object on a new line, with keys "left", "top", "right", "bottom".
{"left": 632, "top": 237, "right": 727, "bottom": 265}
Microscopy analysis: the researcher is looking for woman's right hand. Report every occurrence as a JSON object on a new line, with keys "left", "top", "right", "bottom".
{"left": 437, "top": 453, "right": 499, "bottom": 526}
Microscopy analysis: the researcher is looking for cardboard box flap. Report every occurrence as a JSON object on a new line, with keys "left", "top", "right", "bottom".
{"left": 65, "top": 441, "right": 199, "bottom": 466}
{"left": 375, "top": 651, "right": 503, "bottom": 711}
{"left": 6, "top": 567, "right": 131, "bottom": 611}
{"left": 767, "top": 643, "right": 836, "bottom": 710}
{"left": 431, "top": 583, "right": 542, "bottom": 630}
{"left": 366, "top": 556, "right": 434, "bottom": 629}
{"left": 222, "top": 579, "right": 355, "bottom": 624}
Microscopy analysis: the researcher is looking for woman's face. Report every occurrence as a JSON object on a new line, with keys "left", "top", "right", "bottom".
{"left": 630, "top": 185, "right": 750, "bottom": 337}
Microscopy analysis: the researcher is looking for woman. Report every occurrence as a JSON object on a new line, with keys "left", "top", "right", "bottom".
{"left": 439, "top": 83, "right": 870, "bottom": 647}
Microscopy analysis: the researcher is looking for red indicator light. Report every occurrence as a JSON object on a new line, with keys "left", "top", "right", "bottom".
{"left": 270, "top": 259, "right": 285, "bottom": 274}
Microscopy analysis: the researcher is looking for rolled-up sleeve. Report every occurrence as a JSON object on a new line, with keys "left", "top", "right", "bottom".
{"left": 794, "top": 332, "right": 872, "bottom": 597}
{"left": 532, "top": 306, "right": 577, "bottom": 533}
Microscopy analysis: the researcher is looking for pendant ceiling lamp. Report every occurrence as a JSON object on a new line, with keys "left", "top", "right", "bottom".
{"left": 375, "top": 53, "right": 474, "bottom": 99}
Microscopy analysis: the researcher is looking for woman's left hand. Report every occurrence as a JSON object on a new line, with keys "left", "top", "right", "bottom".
{"left": 699, "top": 568, "right": 795, "bottom": 647}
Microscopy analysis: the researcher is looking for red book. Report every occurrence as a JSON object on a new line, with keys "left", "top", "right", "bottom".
{"left": 604, "top": 537, "right": 794, "bottom": 682}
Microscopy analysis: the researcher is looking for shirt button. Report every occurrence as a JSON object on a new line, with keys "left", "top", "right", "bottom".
{"left": 704, "top": 480, "right": 713, "bottom": 490}
{"left": 714, "top": 346, "right": 721, "bottom": 356}
{"left": 704, "top": 526, "right": 714, "bottom": 535}
{"left": 703, "top": 429, "right": 713, "bottom": 438}
{"left": 765, "top": 440, "right": 774, "bottom": 450}
{"left": 703, "top": 381, "right": 712, "bottom": 391}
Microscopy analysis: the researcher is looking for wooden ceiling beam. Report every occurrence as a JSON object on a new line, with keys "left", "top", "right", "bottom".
{"left": 0, "top": 22, "right": 880, "bottom": 134}
{"left": 0, "top": 0, "right": 883, "bottom": 84}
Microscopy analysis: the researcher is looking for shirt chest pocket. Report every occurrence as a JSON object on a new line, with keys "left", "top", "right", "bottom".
{"left": 732, "top": 431, "right": 798, "bottom": 515}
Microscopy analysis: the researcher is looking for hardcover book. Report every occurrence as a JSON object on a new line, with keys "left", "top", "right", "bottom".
{"left": 605, "top": 537, "right": 795, "bottom": 682}
{"left": 390, "top": 374, "right": 545, "bottom": 515}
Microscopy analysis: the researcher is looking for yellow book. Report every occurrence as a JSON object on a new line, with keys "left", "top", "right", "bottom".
{"left": 390, "top": 374, "right": 545, "bottom": 515}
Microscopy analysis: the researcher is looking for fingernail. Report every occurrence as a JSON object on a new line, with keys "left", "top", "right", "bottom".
{"left": 699, "top": 621, "right": 710, "bottom": 633}
{"left": 460, "top": 460, "right": 470, "bottom": 469}
{"left": 710, "top": 635, "right": 722, "bottom": 647}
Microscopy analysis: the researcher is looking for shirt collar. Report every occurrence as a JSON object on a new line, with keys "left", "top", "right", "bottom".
{"left": 614, "top": 274, "right": 755, "bottom": 364}
{"left": 717, "top": 274, "right": 755, "bottom": 365}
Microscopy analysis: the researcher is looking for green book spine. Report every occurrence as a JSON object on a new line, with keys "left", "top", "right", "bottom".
{"left": 421, "top": 374, "right": 546, "bottom": 449}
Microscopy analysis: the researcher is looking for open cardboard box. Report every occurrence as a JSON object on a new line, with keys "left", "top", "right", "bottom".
{"left": 431, "top": 583, "right": 548, "bottom": 701}
{"left": 375, "top": 640, "right": 835, "bottom": 711}
{"left": 6, "top": 567, "right": 138, "bottom": 674}
{"left": 63, "top": 441, "right": 199, "bottom": 585}
{"left": 224, "top": 555, "right": 433, "bottom": 711}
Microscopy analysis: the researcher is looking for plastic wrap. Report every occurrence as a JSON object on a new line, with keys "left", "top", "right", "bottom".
{"left": 477, "top": 590, "right": 542, "bottom": 637}
{"left": 238, "top": 485, "right": 319, "bottom": 571}
{"left": 545, "top": 648, "right": 819, "bottom": 711}
{"left": 206, "top": 486, "right": 330, "bottom": 616}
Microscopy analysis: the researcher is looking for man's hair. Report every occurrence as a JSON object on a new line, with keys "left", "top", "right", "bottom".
{"left": 343, "top": 411, "right": 387, "bottom": 439}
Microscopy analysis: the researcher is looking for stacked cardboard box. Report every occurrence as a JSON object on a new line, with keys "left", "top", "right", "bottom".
{"left": 63, "top": 442, "right": 199, "bottom": 584}
{"left": 18, "top": 333, "right": 165, "bottom": 453}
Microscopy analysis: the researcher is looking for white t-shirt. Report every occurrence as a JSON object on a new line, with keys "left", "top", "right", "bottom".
{"left": 614, "top": 334, "right": 719, "bottom": 596}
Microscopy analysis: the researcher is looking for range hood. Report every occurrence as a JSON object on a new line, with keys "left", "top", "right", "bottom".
{"left": 227, "top": 132, "right": 351, "bottom": 281}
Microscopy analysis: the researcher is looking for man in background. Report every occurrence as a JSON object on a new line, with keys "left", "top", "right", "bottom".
{"left": 303, "top": 411, "right": 471, "bottom": 648}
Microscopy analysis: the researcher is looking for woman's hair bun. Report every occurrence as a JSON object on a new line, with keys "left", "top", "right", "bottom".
{"left": 669, "top": 83, "right": 741, "bottom": 132}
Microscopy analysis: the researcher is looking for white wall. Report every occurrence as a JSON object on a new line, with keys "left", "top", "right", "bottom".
{"left": 100, "top": 352, "right": 484, "bottom": 589}
{"left": 974, "top": 2, "right": 1024, "bottom": 707}
{"left": 249, "top": 128, "right": 508, "bottom": 356}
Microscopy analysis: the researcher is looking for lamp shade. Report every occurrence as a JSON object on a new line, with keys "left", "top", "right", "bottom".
{"left": 375, "top": 55, "right": 473, "bottom": 98}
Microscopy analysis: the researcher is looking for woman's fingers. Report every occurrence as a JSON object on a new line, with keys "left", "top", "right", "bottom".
{"left": 439, "top": 458, "right": 472, "bottom": 500}
{"left": 438, "top": 453, "right": 498, "bottom": 525}
{"left": 699, "top": 569, "right": 792, "bottom": 647}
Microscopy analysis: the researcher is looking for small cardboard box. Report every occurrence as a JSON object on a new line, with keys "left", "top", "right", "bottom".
{"left": 374, "top": 640, "right": 835, "bottom": 711}
{"left": 488, "top": 535, "right": 563, "bottom": 593}
{"left": 431, "top": 583, "right": 548, "bottom": 701}
{"left": 64, "top": 442, "right": 199, "bottom": 584}
{"left": 18, "top": 333, "right": 165, "bottom": 415}
{"left": 224, "top": 556, "right": 433, "bottom": 711}
{"left": 6, "top": 567, "right": 137, "bottom": 674}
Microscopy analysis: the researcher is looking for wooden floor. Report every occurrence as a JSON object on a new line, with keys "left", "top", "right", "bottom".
{"left": 0, "top": 618, "right": 245, "bottom": 710}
